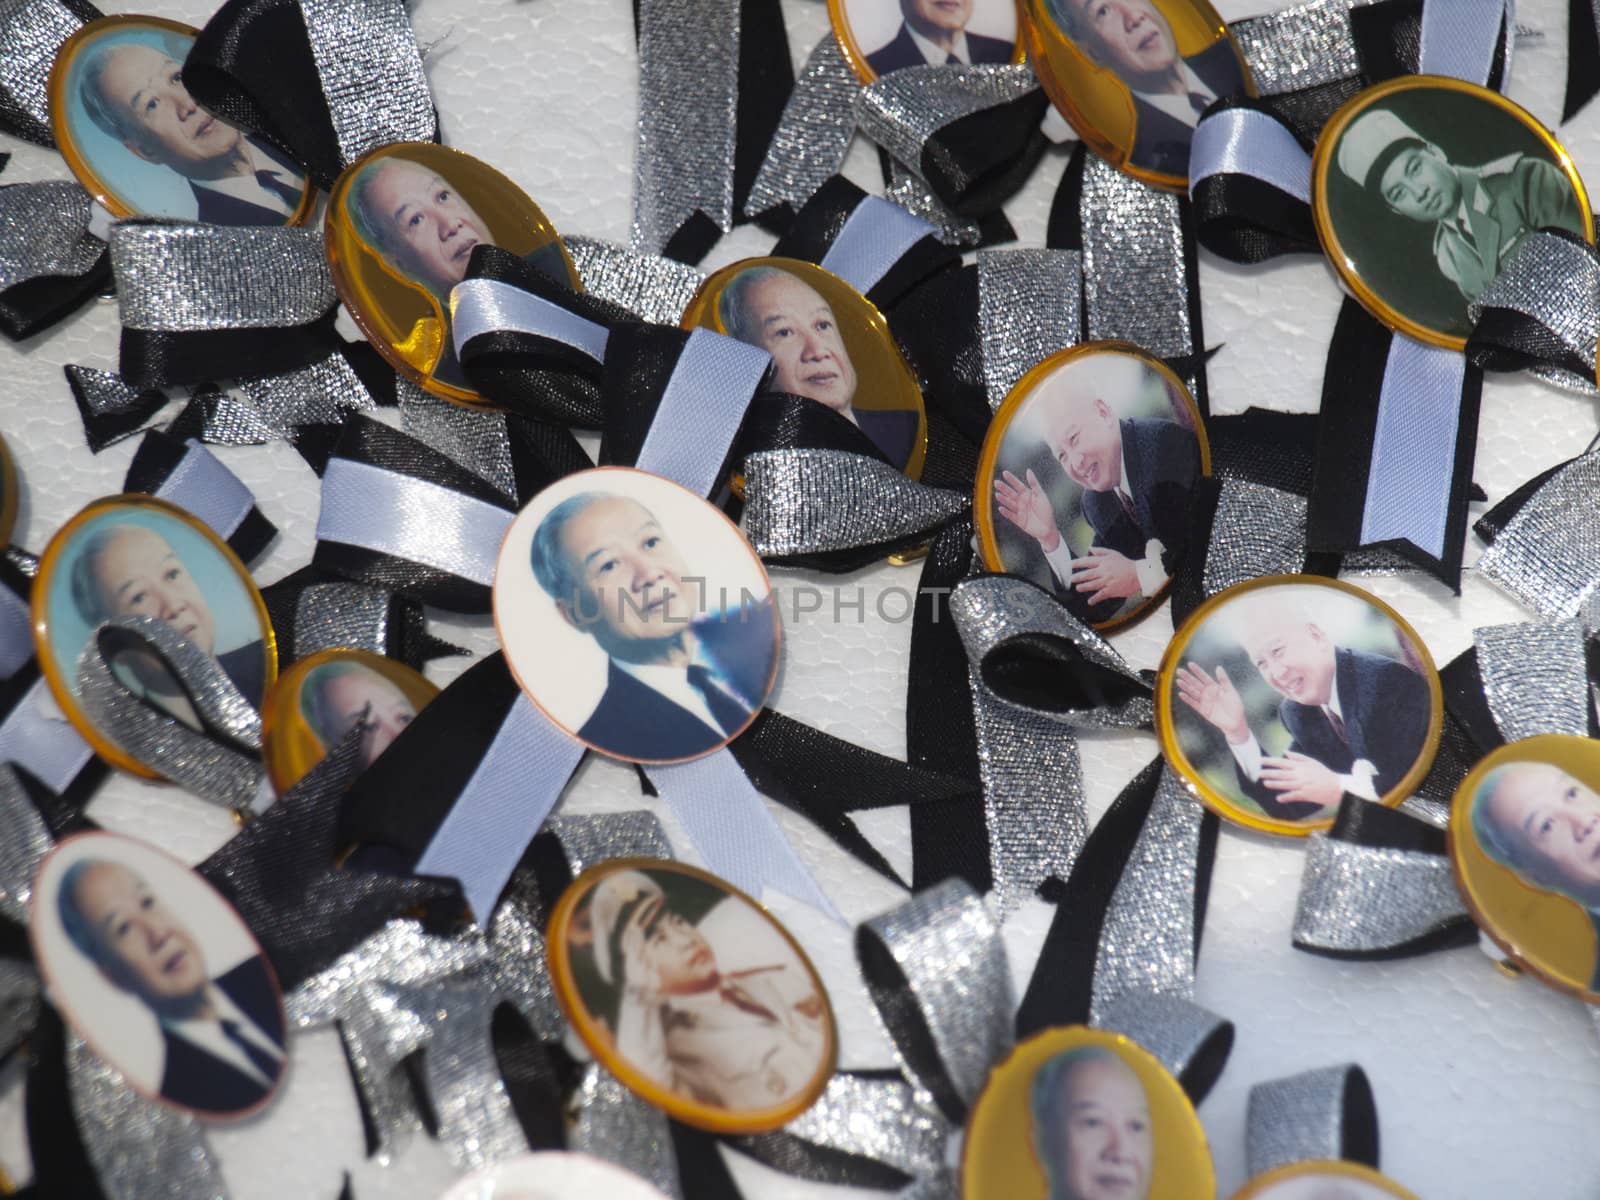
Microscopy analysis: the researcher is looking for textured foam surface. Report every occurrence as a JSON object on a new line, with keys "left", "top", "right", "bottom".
{"left": 2, "top": 0, "right": 1599, "bottom": 1196}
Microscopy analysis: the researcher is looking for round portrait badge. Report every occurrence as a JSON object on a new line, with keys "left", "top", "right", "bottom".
{"left": 976, "top": 341, "right": 1209, "bottom": 631}
{"left": 546, "top": 857, "right": 837, "bottom": 1133}
{"left": 260, "top": 648, "right": 439, "bottom": 794}
{"left": 829, "top": 0, "right": 1025, "bottom": 84}
{"left": 1020, "top": 0, "right": 1253, "bottom": 191}
{"left": 1231, "top": 1160, "right": 1420, "bottom": 1200}
{"left": 48, "top": 15, "right": 315, "bottom": 226}
{"left": 681, "top": 256, "right": 928, "bottom": 479}
{"left": 33, "top": 495, "right": 278, "bottom": 781}
{"left": 963, "top": 1025, "right": 1214, "bottom": 1199}
{"left": 494, "top": 467, "right": 780, "bottom": 765}
{"left": 1156, "top": 575, "right": 1442, "bottom": 836}
{"left": 29, "top": 831, "right": 289, "bottom": 1121}
{"left": 326, "top": 141, "right": 581, "bottom": 407}
{"left": 1449, "top": 734, "right": 1600, "bottom": 1003}
{"left": 1313, "top": 75, "right": 1593, "bottom": 351}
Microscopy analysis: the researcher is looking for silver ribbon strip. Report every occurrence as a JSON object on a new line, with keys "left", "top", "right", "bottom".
{"left": 231, "top": 351, "right": 382, "bottom": 438}
{"left": 545, "top": 809, "right": 675, "bottom": 879}
{"left": 155, "top": 440, "right": 256, "bottom": 540}
{"left": 317, "top": 457, "right": 512, "bottom": 586}
{"left": 568, "top": 1065, "right": 683, "bottom": 1199}
{"left": 0, "top": 676, "right": 97, "bottom": 794}
{"left": 76, "top": 614, "right": 264, "bottom": 810}
{"left": 1475, "top": 619, "right": 1590, "bottom": 742}
{"left": 883, "top": 160, "right": 984, "bottom": 248}
{"left": 976, "top": 248, "right": 1083, "bottom": 409}
{"left": 1476, "top": 443, "right": 1600, "bottom": 618}
{"left": 0, "top": 0, "right": 87, "bottom": 145}
{"left": 1228, "top": 0, "right": 1369, "bottom": 95}
{"left": 109, "top": 222, "right": 334, "bottom": 332}
{"left": 0, "top": 575, "right": 32, "bottom": 681}
{"left": 1203, "top": 479, "right": 1308, "bottom": 596}
{"left": 0, "top": 180, "right": 103, "bottom": 292}
{"left": 1246, "top": 1064, "right": 1370, "bottom": 1177}
{"left": 741, "top": 449, "right": 969, "bottom": 556}
{"left": 854, "top": 63, "right": 1039, "bottom": 182}
{"left": 1094, "top": 990, "right": 1231, "bottom": 1087}
{"left": 67, "top": 1033, "right": 228, "bottom": 1200}
{"left": 1292, "top": 834, "right": 1467, "bottom": 953}
{"left": 0, "top": 762, "right": 50, "bottom": 922}
{"left": 898, "top": 1170, "right": 958, "bottom": 1200}
{"left": 745, "top": 35, "right": 861, "bottom": 222}
{"left": 631, "top": 0, "right": 740, "bottom": 253}
{"left": 299, "top": 0, "right": 435, "bottom": 168}
{"left": 1468, "top": 230, "right": 1600, "bottom": 395}
{"left": 292, "top": 582, "right": 393, "bottom": 657}
{"left": 564, "top": 235, "right": 706, "bottom": 326}
{"left": 1089, "top": 766, "right": 1206, "bottom": 1025}
{"left": 1358, "top": 336, "right": 1463, "bottom": 560}
{"left": 817, "top": 196, "right": 936, "bottom": 298}
{"left": 777, "top": 1071, "right": 949, "bottom": 1179}
{"left": 1080, "top": 158, "right": 1193, "bottom": 364}
{"left": 858, "top": 878, "right": 1014, "bottom": 1113}
{"left": 0, "top": 955, "right": 38, "bottom": 1062}
{"left": 400, "top": 385, "right": 517, "bottom": 501}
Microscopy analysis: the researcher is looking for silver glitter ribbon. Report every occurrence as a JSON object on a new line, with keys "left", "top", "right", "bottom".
{"left": 400, "top": 384, "right": 517, "bottom": 500}
{"left": 67, "top": 1033, "right": 228, "bottom": 1200}
{"left": 1228, "top": 0, "right": 1371, "bottom": 95}
{"left": 858, "top": 878, "right": 1014, "bottom": 1117}
{"left": 63, "top": 364, "right": 166, "bottom": 423}
{"left": 855, "top": 64, "right": 1038, "bottom": 186}
{"left": 75, "top": 614, "right": 264, "bottom": 812}
{"left": 0, "top": 955, "right": 38, "bottom": 1062}
{"left": 1090, "top": 766, "right": 1209, "bottom": 1025}
{"left": 0, "top": 0, "right": 87, "bottom": 145}
{"left": 632, "top": 0, "right": 740, "bottom": 253}
{"left": 109, "top": 221, "right": 334, "bottom": 332}
{"left": 882, "top": 160, "right": 984, "bottom": 247}
{"left": 741, "top": 449, "right": 968, "bottom": 556}
{"left": 1475, "top": 618, "right": 1590, "bottom": 742}
{"left": 976, "top": 248, "right": 1082, "bottom": 409}
{"left": 1469, "top": 230, "right": 1600, "bottom": 395}
{"left": 772, "top": 1071, "right": 948, "bottom": 1179}
{"left": 0, "top": 762, "right": 51, "bottom": 922}
{"left": 299, "top": 0, "right": 435, "bottom": 168}
{"left": 568, "top": 1065, "right": 683, "bottom": 1199}
{"left": 1245, "top": 1064, "right": 1372, "bottom": 1177}
{"left": 564, "top": 235, "right": 706, "bottom": 326}
{"left": 231, "top": 351, "right": 380, "bottom": 437}
{"left": 745, "top": 36, "right": 861, "bottom": 222}
{"left": 1203, "top": 479, "right": 1309, "bottom": 595}
{"left": 1292, "top": 835, "right": 1467, "bottom": 954}
{"left": 293, "top": 582, "right": 395, "bottom": 657}
{"left": 545, "top": 810, "right": 674, "bottom": 878}
{"left": 0, "top": 180, "right": 103, "bottom": 292}
{"left": 1476, "top": 443, "right": 1600, "bottom": 618}
{"left": 1095, "top": 990, "right": 1231, "bottom": 1087}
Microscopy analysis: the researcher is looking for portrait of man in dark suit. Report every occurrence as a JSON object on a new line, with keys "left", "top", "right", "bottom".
{"left": 1471, "top": 761, "right": 1600, "bottom": 993}
{"left": 719, "top": 264, "right": 919, "bottom": 470}
{"left": 992, "top": 382, "right": 1200, "bottom": 625}
{"left": 56, "top": 857, "right": 286, "bottom": 1116}
{"left": 1045, "top": 0, "right": 1247, "bottom": 177}
{"left": 862, "top": 0, "right": 1015, "bottom": 75}
{"left": 529, "top": 490, "right": 777, "bottom": 761}
{"left": 74, "top": 31, "right": 307, "bottom": 225}
{"left": 1030, "top": 1045, "right": 1154, "bottom": 1200}
{"left": 1174, "top": 597, "right": 1433, "bottom": 822}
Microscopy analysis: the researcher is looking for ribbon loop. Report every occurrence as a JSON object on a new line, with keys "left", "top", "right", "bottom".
{"left": 1474, "top": 619, "right": 1590, "bottom": 742}
{"left": 1467, "top": 229, "right": 1600, "bottom": 392}
{"left": 1475, "top": 443, "right": 1600, "bottom": 618}
{"left": 817, "top": 195, "right": 938, "bottom": 298}
{"left": 1246, "top": 1063, "right": 1379, "bottom": 1177}
{"left": 976, "top": 248, "right": 1082, "bottom": 409}
{"left": 0, "top": 0, "right": 92, "bottom": 145}
{"left": 0, "top": 180, "right": 109, "bottom": 341}
{"left": 1093, "top": 990, "right": 1234, "bottom": 1104}
{"left": 745, "top": 35, "right": 860, "bottom": 223}
{"left": 299, "top": 0, "right": 435, "bottom": 169}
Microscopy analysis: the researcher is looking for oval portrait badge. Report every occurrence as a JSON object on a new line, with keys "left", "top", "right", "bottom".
{"left": 1451, "top": 734, "right": 1600, "bottom": 1002}
{"left": 327, "top": 142, "right": 580, "bottom": 406}
{"left": 33, "top": 495, "right": 277, "bottom": 781}
{"left": 48, "top": 15, "right": 314, "bottom": 225}
{"left": 1021, "top": 0, "right": 1252, "bottom": 190}
{"left": 963, "top": 1025, "right": 1214, "bottom": 1199}
{"left": 546, "top": 858, "right": 837, "bottom": 1133}
{"left": 830, "top": 0, "right": 1024, "bottom": 84}
{"left": 1313, "top": 75, "right": 1593, "bottom": 350}
{"left": 976, "top": 341, "right": 1208, "bottom": 630}
{"left": 494, "top": 468, "right": 780, "bottom": 764}
{"left": 1157, "top": 575, "right": 1442, "bottom": 835}
{"left": 261, "top": 649, "right": 439, "bottom": 794}
{"left": 29, "top": 832, "right": 288, "bottom": 1120}
{"left": 683, "top": 257, "right": 928, "bottom": 479}
{"left": 1231, "top": 1160, "right": 1420, "bottom": 1200}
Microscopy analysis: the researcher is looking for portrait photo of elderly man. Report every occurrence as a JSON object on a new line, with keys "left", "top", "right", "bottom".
{"left": 1044, "top": 0, "right": 1247, "bottom": 177}
{"left": 718, "top": 264, "right": 920, "bottom": 470}
{"left": 860, "top": 0, "right": 1016, "bottom": 75}
{"left": 1030, "top": 1045, "right": 1154, "bottom": 1200}
{"left": 1172, "top": 586, "right": 1434, "bottom": 823}
{"left": 300, "top": 660, "right": 421, "bottom": 771}
{"left": 50, "top": 846, "right": 286, "bottom": 1116}
{"left": 528, "top": 489, "right": 778, "bottom": 761}
{"left": 578, "top": 866, "right": 827, "bottom": 1112}
{"left": 1470, "top": 761, "right": 1600, "bottom": 993}
{"left": 1333, "top": 102, "right": 1585, "bottom": 311}
{"left": 65, "top": 26, "right": 307, "bottom": 224}
{"left": 988, "top": 351, "right": 1201, "bottom": 626}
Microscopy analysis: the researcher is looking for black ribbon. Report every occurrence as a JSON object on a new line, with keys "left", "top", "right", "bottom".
{"left": 0, "top": 238, "right": 112, "bottom": 344}
{"left": 121, "top": 429, "right": 278, "bottom": 565}
{"left": 120, "top": 303, "right": 345, "bottom": 391}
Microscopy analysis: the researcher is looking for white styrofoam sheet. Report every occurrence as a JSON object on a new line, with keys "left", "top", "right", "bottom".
{"left": 1, "top": 0, "right": 1599, "bottom": 1196}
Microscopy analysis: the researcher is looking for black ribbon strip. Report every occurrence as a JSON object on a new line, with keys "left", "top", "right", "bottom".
{"left": 23, "top": 1007, "right": 110, "bottom": 1200}
{"left": 1566, "top": 0, "right": 1600, "bottom": 121}
{"left": 63, "top": 366, "right": 172, "bottom": 453}
{"left": 258, "top": 566, "right": 466, "bottom": 671}
{"left": 1190, "top": 99, "right": 1319, "bottom": 264}
{"left": 122, "top": 429, "right": 278, "bottom": 565}
{"left": 726, "top": 1068, "right": 918, "bottom": 1190}
{"left": 120, "top": 304, "right": 345, "bottom": 391}
{"left": 1465, "top": 228, "right": 1598, "bottom": 379}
